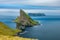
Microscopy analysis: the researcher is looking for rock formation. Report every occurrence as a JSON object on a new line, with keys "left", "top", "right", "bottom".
{"left": 14, "top": 9, "right": 39, "bottom": 30}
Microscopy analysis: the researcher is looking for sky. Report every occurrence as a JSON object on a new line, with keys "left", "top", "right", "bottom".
{"left": 0, "top": 0, "right": 60, "bottom": 16}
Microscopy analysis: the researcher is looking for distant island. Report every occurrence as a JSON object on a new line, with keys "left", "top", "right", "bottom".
{"left": 28, "top": 13, "right": 45, "bottom": 16}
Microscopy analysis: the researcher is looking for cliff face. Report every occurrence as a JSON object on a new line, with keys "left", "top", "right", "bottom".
{"left": 0, "top": 22, "right": 37, "bottom": 40}
{"left": 14, "top": 9, "right": 39, "bottom": 30}
{"left": 0, "top": 22, "right": 20, "bottom": 35}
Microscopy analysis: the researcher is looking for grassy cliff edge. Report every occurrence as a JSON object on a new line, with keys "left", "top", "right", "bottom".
{"left": 0, "top": 22, "right": 20, "bottom": 35}
{"left": 0, "top": 22, "right": 37, "bottom": 40}
{"left": 14, "top": 9, "right": 39, "bottom": 26}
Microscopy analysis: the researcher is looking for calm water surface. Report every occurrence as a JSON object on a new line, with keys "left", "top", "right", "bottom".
{"left": 0, "top": 15, "right": 60, "bottom": 40}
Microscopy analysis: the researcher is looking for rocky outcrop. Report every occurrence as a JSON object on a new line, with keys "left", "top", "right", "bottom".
{"left": 14, "top": 9, "right": 39, "bottom": 30}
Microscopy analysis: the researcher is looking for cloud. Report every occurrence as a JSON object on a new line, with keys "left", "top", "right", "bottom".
{"left": 0, "top": 9, "right": 20, "bottom": 16}
{"left": 0, "top": 9, "right": 60, "bottom": 16}
{"left": 0, "top": 0, "right": 60, "bottom": 6}
{"left": 0, "top": 9, "right": 19, "bottom": 12}
{"left": 19, "top": 0, "right": 60, "bottom": 6}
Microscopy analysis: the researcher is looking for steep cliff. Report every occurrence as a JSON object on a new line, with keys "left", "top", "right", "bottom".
{"left": 14, "top": 9, "right": 39, "bottom": 29}
{"left": 0, "top": 22, "right": 20, "bottom": 35}
{"left": 0, "top": 22, "right": 37, "bottom": 40}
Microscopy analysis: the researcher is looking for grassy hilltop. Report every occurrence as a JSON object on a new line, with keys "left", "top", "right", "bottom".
{"left": 0, "top": 9, "right": 39, "bottom": 40}
{"left": 14, "top": 9, "right": 39, "bottom": 27}
{"left": 0, "top": 22, "right": 20, "bottom": 36}
{"left": 0, "top": 22, "right": 37, "bottom": 40}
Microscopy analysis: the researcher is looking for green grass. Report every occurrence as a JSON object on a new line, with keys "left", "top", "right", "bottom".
{"left": 23, "top": 11, "right": 39, "bottom": 25}
{"left": 0, "top": 22, "right": 21, "bottom": 36}
{"left": 14, "top": 9, "right": 39, "bottom": 26}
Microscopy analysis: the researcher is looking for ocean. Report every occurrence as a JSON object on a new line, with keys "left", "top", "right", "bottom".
{"left": 0, "top": 15, "right": 60, "bottom": 40}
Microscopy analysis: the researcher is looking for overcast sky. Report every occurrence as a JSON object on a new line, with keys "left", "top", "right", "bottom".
{"left": 0, "top": 0, "right": 60, "bottom": 16}
{"left": 0, "top": 0, "right": 60, "bottom": 6}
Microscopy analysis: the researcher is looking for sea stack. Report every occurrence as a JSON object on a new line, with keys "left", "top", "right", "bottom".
{"left": 14, "top": 9, "right": 39, "bottom": 30}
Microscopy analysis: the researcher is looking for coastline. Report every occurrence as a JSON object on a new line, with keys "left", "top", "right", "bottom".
{"left": 0, "top": 35, "right": 38, "bottom": 40}
{"left": 0, "top": 22, "right": 38, "bottom": 40}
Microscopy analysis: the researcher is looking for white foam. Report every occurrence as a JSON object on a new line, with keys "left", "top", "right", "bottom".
{"left": 20, "top": 31, "right": 27, "bottom": 34}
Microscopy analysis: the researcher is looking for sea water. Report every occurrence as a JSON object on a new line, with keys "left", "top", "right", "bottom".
{"left": 0, "top": 15, "right": 60, "bottom": 40}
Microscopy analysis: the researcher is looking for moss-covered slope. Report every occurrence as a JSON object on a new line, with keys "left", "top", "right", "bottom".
{"left": 0, "top": 22, "right": 20, "bottom": 35}
{"left": 14, "top": 9, "right": 39, "bottom": 26}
